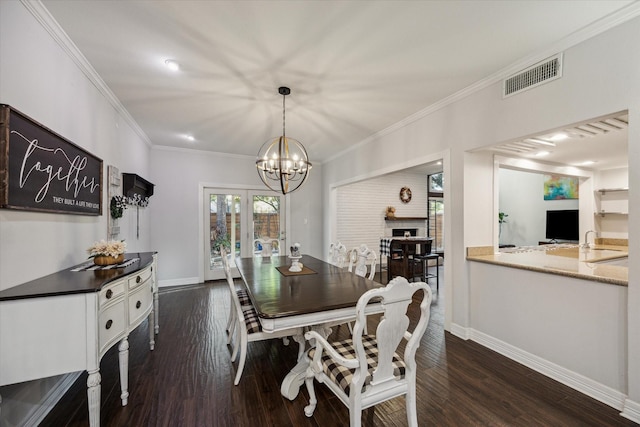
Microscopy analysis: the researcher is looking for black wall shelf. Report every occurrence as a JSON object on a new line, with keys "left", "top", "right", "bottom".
{"left": 122, "top": 173, "right": 154, "bottom": 199}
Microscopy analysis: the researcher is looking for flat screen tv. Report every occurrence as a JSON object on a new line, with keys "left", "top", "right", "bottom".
{"left": 545, "top": 209, "right": 579, "bottom": 241}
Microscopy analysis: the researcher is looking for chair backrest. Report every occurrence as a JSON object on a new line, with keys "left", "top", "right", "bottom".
{"left": 329, "top": 241, "right": 348, "bottom": 267}
{"left": 351, "top": 276, "right": 432, "bottom": 395}
{"left": 419, "top": 240, "right": 433, "bottom": 256}
{"left": 347, "top": 244, "right": 377, "bottom": 280}
{"left": 254, "top": 238, "right": 278, "bottom": 257}
{"left": 221, "top": 246, "right": 245, "bottom": 320}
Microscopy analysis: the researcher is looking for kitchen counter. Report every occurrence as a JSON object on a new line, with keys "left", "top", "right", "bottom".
{"left": 466, "top": 243, "right": 628, "bottom": 286}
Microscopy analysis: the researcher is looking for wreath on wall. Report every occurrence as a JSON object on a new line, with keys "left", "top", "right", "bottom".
{"left": 110, "top": 195, "right": 127, "bottom": 219}
{"left": 399, "top": 186, "right": 412, "bottom": 204}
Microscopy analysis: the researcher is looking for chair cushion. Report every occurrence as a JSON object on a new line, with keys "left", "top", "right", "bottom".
{"left": 308, "top": 334, "right": 406, "bottom": 395}
{"left": 237, "top": 289, "right": 251, "bottom": 306}
{"left": 242, "top": 306, "right": 263, "bottom": 334}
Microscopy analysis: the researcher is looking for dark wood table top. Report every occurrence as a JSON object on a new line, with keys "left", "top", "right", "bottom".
{"left": 0, "top": 252, "right": 156, "bottom": 301}
{"left": 235, "top": 254, "right": 383, "bottom": 320}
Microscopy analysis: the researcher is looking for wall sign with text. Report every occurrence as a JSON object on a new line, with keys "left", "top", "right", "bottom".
{"left": 0, "top": 105, "right": 103, "bottom": 215}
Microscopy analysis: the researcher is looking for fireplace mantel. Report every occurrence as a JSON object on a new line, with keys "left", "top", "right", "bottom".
{"left": 385, "top": 216, "right": 428, "bottom": 221}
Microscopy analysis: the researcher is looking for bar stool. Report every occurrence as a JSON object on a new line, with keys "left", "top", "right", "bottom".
{"left": 410, "top": 242, "right": 439, "bottom": 292}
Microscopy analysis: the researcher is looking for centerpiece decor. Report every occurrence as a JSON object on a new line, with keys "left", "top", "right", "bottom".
{"left": 289, "top": 242, "right": 302, "bottom": 272}
{"left": 87, "top": 239, "right": 126, "bottom": 266}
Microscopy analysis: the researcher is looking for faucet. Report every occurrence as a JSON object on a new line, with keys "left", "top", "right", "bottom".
{"left": 583, "top": 230, "right": 596, "bottom": 249}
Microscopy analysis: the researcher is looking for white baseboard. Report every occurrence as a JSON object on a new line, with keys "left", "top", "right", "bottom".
{"left": 449, "top": 322, "right": 470, "bottom": 340}
{"left": 22, "top": 372, "right": 80, "bottom": 427}
{"left": 622, "top": 398, "right": 640, "bottom": 423}
{"left": 158, "top": 277, "right": 200, "bottom": 288}
{"left": 467, "top": 328, "right": 627, "bottom": 411}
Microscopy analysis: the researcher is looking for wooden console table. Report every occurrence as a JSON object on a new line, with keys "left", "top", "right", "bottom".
{"left": 0, "top": 252, "right": 158, "bottom": 427}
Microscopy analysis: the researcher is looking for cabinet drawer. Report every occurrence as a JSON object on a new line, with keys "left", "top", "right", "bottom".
{"left": 128, "top": 283, "right": 153, "bottom": 327}
{"left": 128, "top": 266, "right": 152, "bottom": 291}
{"left": 98, "top": 300, "right": 126, "bottom": 355}
{"left": 99, "top": 281, "right": 125, "bottom": 307}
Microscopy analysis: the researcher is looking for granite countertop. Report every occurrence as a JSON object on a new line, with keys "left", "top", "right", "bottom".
{"left": 466, "top": 244, "right": 628, "bottom": 286}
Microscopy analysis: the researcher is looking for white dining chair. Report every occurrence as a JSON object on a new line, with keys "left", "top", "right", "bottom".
{"left": 329, "top": 241, "right": 348, "bottom": 267}
{"left": 303, "top": 276, "right": 433, "bottom": 426}
{"left": 222, "top": 248, "right": 305, "bottom": 385}
{"left": 347, "top": 244, "right": 377, "bottom": 280}
{"left": 221, "top": 247, "right": 253, "bottom": 345}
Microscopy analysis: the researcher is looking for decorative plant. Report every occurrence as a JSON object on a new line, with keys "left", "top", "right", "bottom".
{"left": 498, "top": 211, "right": 509, "bottom": 237}
{"left": 211, "top": 225, "right": 230, "bottom": 252}
{"left": 110, "top": 195, "right": 128, "bottom": 219}
{"left": 87, "top": 239, "right": 126, "bottom": 259}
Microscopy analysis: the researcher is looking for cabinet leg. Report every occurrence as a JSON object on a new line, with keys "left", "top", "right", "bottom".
{"left": 154, "top": 292, "right": 160, "bottom": 334}
{"left": 148, "top": 311, "right": 155, "bottom": 350}
{"left": 118, "top": 337, "right": 129, "bottom": 406}
{"left": 87, "top": 369, "right": 101, "bottom": 427}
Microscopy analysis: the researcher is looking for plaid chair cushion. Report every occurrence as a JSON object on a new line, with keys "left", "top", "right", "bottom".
{"left": 308, "top": 334, "right": 406, "bottom": 395}
{"left": 237, "top": 289, "right": 251, "bottom": 306}
{"left": 242, "top": 306, "right": 262, "bottom": 334}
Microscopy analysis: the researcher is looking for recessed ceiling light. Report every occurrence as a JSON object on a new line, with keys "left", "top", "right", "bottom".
{"left": 578, "top": 160, "right": 595, "bottom": 166}
{"left": 165, "top": 59, "right": 180, "bottom": 71}
{"left": 534, "top": 151, "right": 550, "bottom": 157}
{"left": 549, "top": 133, "right": 568, "bottom": 141}
{"left": 185, "top": 134, "right": 195, "bottom": 142}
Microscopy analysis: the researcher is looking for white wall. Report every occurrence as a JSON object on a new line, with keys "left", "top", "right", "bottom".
{"left": 322, "top": 12, "right": 640, "bottom": 420}
{"left": 0, "top": 1, "right": 153, "bottom": 424}
{"left": 149, "top": 146, "right": 323, "bottom": 286}
{"left": 499, "top": 169, "right": 580, "bottom": 246}
{"left": 336, "top": 170, "right": 429, "bottom": 261}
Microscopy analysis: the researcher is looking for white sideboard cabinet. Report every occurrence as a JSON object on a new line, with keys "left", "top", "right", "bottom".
{"left": 0, "top": 252, "right": 158, "bottom": 427}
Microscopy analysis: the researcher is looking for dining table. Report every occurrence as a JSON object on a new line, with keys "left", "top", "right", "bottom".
{"left": 234, "top": 254, "right": 383, "bottom": 400}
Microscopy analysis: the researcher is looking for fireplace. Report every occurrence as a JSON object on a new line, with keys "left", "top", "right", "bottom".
{"left": 392, "top": 228, "right": 417, "bottom": 237}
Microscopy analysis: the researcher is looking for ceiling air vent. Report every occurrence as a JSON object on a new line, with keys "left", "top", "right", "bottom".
{"left": 503, "top": 53, "right": 563, "bottom": 98}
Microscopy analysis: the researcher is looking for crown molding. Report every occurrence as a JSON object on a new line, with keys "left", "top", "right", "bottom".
{"left": 21, "top": 0, "right": 152, "bottom": 147}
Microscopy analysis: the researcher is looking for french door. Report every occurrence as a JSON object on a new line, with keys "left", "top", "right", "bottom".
{"left": 204, "top": 188, "right": 285, "bottom": 281}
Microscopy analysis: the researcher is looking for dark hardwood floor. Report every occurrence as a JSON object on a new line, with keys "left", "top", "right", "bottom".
{"left": 42, "top": 269, "right": 638, "bottom": 426}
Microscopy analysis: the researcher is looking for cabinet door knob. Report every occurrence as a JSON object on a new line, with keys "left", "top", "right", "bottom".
{"left": 105, "top": 319, "right": 113, "bottom": 330}
{"left": 136, "top": 300, "right": 141, "bottom": 309}
{"left": 106, "top": 289, "right": 113, "bottom": 299}
{"left": 136, "top": 276, "right": 141, "bottom": 284}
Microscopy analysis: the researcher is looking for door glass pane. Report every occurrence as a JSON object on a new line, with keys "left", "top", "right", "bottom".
{"left": 209, "top": 193, "right": 241, "bottom": 270}
{"left": 252, "top": 195, "right": 281, "bottom": 257}
{"left": 428, "top": 198, "right": 444, "bottom": 252}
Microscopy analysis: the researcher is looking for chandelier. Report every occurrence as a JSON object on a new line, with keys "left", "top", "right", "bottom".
{"left": 256, "top": 87, "right": 312, "bottom": 194}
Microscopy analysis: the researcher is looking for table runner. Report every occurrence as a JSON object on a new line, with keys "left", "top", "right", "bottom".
{"left": 71, "top": 257, "right": 140, "bottom": 271}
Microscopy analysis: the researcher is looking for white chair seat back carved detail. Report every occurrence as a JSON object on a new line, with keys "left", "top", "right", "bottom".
{"left": 329, "top": 241, "right": 348, "bottom": 268}
{"left": 347, "top": 244, "right": 377, "bottom": 280}
{"left": 303, "top": 276, "right": 433, "bottom": 426}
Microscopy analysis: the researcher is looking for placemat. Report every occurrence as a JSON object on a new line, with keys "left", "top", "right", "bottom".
{"left": 276, "top": 265, "right": 317, "bottom": 276}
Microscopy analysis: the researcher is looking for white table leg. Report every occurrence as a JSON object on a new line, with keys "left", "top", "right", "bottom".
{"left": 118, "top": 337, "right": 129, "bottom": 406}
{"left": 148, "top": 311, "right": 155, "bottom": 350}
{"left": 280, "top": 325, "right": 332, "bottom": 400}
{"left": 87, "top": 369, "right": 101, "bottom": 427}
